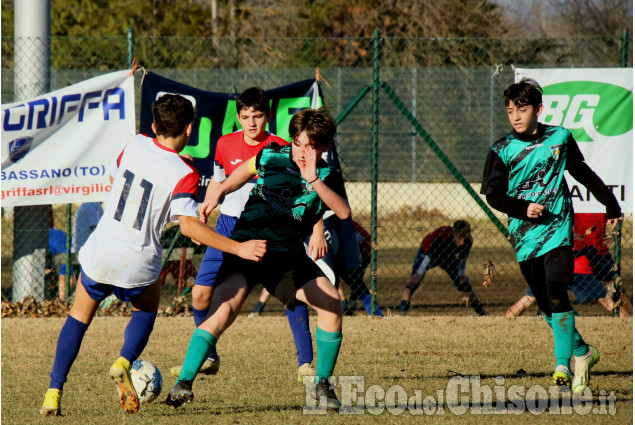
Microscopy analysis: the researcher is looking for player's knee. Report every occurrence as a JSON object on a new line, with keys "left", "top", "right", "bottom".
{"left": 213, "top": 300, "right": 239, "bottom": 323}
{"left": 192, "top": 285, "right": 213, "bottom": 308}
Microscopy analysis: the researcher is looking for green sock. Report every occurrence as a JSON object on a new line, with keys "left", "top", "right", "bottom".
{"left": 550, "top": 311, "right": 576, "bottom": 369}
{"left": 544, "top": 313, "right": 588, "bottom": 357}
{"left": 178, "top": 328, "right": 217, "bottom": 382}
{"left": 315, "top": 326, "right": 342, "bottom": 382}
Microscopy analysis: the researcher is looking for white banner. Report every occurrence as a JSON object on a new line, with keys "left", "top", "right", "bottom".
{"left": 514, "top": 68, "right": 633, "bottom": 213}
{"left": 1, "top": 70, "right": 135, "bottom": 206}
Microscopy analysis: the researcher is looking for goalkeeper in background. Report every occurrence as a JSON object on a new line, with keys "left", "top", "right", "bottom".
{"left": 398, "top": 220, "right": 486, "bottom": 316}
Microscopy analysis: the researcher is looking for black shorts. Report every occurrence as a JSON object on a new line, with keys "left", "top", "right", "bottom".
{"left": 216, "top": 250, "right": 326, "bottom": 309}
{"left": 519, "top": 245, "right": 574, "bottom": 286}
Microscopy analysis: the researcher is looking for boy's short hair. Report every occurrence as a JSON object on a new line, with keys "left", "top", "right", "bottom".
{"left": 289, "top": 108, "right": 337, "bottom": 150}
{"left": 503, "top": 77, "right": 543, "bottom": 108}
{"left": 153, "top": 94, "right": 195, "bottom": 138}
{"left": 453, "top": 220, "right": 471, "bottom": 236}
{"left": 237, "top": 87, "right": 270, "bottom": 115}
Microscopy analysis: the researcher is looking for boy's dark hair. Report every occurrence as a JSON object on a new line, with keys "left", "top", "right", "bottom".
{"left": 453, "top": 220, "right": 471, "bottom": 236}
{"left": 503, "top": 77, "right": 543, "bottom": 108}
{"left": 237, "top": 87, "right": 270, "bottom": 115}
{"left": 153, "top": 94, "right": 195, "bottom": 138}
{"left": 289, "top": 108, "right": 337, "bottom": 150}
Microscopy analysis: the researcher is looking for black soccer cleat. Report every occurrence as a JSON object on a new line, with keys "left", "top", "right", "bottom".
{"left": 312, "top": 378, "right": 341, "bottom": 412}
{"left": 165, "top": 380, "right": 194, "bottom": 409}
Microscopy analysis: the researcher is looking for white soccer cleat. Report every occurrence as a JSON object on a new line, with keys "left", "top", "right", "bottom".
{"left": 572, "top": 345, "right": 600, "bottom": 393}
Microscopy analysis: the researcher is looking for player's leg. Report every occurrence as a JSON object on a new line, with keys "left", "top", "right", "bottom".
{"left": 344, "top": 266, "right": 383, "bottom": 317}
{"left": 179, "top": 215, "right": 238, "bottom": 377}
{"left": 41, "top": 271, "right": 103, "bottom": 416}
{"left": 505, "top": 293, "right": 537, "bottom": 317}
{"left": 166, "top": 273, "right": 249, "bottom": 408}
{"left": 249, "top": 287, "right": 270, "bottom": 317}
{"left": 107, "top": 282, "right": 160, "bottom": 414}
{"left": 399, "top": 250, "right": 429, "bottom": 314}
{"left": 523, "top": 249, "right": 594, "bottom": 389}
{"left": 286, "top": 302, "right": 315, "bottom": 381}
{"left": 189, "top": 250, "right": 221, "bottom": 370}
{"left": 296, "top": 276, "right": 342, "bottom": 411}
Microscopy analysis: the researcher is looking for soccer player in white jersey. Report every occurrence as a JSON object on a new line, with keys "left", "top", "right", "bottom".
{"left": 40, "top": 94, "right": 266, "bottom": 416}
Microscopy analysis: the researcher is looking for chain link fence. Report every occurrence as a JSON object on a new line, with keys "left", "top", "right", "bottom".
{"left": 2, "top": 33, "right": 632, "bottom": 316}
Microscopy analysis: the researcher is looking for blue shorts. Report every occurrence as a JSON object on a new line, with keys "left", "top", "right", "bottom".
{"left": 80, "top": 267, "right": 148, "bottom": 303}
{"left": 194, "top": 214, "right": 238, "bottom": 288}
{"left": 526, "top": 273, "right": 607, "bottom": 303}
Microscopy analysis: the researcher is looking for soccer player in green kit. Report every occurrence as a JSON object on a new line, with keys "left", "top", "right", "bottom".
{"left": 166, "top": 108, "right": 350, "bottom": 411}
{"left": 481, "top": 78, "right": 621, "bottom": 393}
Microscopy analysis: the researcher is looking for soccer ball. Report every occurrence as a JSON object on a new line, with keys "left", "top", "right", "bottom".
{"left": 130, "top": 359, "right": 162, "bottom": 404}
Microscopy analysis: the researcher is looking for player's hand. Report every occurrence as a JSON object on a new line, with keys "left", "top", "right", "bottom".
{"left": 199, "top": 196, "right": 220, "bottom": 223}
{"left": 308, "top": 231, "right": 328, "bottom": 261}
{"left": 606, "top": 218, "right": 621, "bottom": 234}
{"left": 407, "top": 273, "right": 422, "bottom": 285}
{"left": 299, "top": 145, "right": 319, "bottom": 183}
{"left": 180, "top": 153, "right": 194, "bottom": 164}
{"left": 236, "top": 240, "right": 267, "bottom": 262}
{"left": 526, "top": 203, "right": 545, "bottom": 219}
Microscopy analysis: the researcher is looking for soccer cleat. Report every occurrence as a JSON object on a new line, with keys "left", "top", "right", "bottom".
{"left": 552, "top": 365, "right": 572, "bottom": 388}
{"left": 165, "top": 380, "right": 194, "bottom": 408}
{"left": 169, "top": 354, "right": 221, "bottom": 378}
{"left": 572, "top": 345, "right": 600, "bottom": 393}
{"left": 247, "top": 312, "right": 262, "bottom": 318}
{"left": 311, "top": 377, "right": 340, "bottom": 412}
{"left": 109, "top": 357, "right": 139, "bottom": 414}
{"left": 40, "top": 388, "right": 62, "bottom": 416}
{"left": 297, "top": 363, "right": 316, "bottom": 383}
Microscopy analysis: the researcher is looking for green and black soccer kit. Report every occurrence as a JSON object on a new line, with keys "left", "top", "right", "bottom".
{"left": 481, "top": 123, "right": 620, "bottom": 368}
{"left": 173, "top": 143, "right": 346, "bottom": 394}
{"left": 216, "top": 143, "right": 339, "bottom": 308}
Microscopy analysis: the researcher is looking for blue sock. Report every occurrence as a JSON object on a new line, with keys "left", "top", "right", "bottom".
{"left": 360, "top": 292, "right": 384, "bottom": 317}
{"left": 192, "top": 307, "right": 208, "bottom": 327}
{"left": 286, "top": 304, "right": 313, "bottom": 366}
{"left": 253, "top": 301, "right": 266, "bottom": 314}
{"left": 120, "top": 310, "right": 157, "bottom": 362}
{"left": 49, "top": 315, "right": 89, "bottom": 390}
{"left": 550, "top": 311, "right": 576, "bottom": 369}
{"left": 544, "top": 313, "right": 588, "bottom": 357}
{"left": 192, "top": 307, "right": 217, "bottom": 359}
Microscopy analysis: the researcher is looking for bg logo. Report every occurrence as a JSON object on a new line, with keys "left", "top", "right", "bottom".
{"left": 8, "top": 137, "right": 33, "bottom": 162}
{"left": 541, "top": 82, "right": 633, "bottom": 142}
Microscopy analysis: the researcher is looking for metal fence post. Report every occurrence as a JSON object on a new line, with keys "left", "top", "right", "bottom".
{"left": 127, "top": 28, "right": 135, "bottom": 68}
{"left": 370, "top": 30, "right": 381, "bottom": 316}
{"left": 621, "top": 29, "right": 629, "bottom": 68}
{"left": 65, "top": 203, "right": 72, "bottom": 299}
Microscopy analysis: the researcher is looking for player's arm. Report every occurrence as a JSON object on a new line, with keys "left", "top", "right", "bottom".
{"left": 178, "top": 215, "right": 266, "bottom": 261}
{"left": 308, "top": 218, "right": 327, "bottom": 261}
{"left": 566, "top": 136, "right": 622, "bottom": 227}
{"left": 480, "top": 149, "right": 543, "bottom": 221}
{"left": 200, "top": 159, "right": 257, "bottom": 222}
{"left": 300, "top": 147, "right": 351, "bottom": 220}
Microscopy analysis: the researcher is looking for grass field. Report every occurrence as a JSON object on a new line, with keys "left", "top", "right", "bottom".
{"left": 2, "top": 315, "right": 632, "bottom": 424}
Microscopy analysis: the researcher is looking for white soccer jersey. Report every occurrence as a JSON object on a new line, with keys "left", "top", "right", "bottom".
{"left": 79, "top": 134, "right": 200, "bottom": 288}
